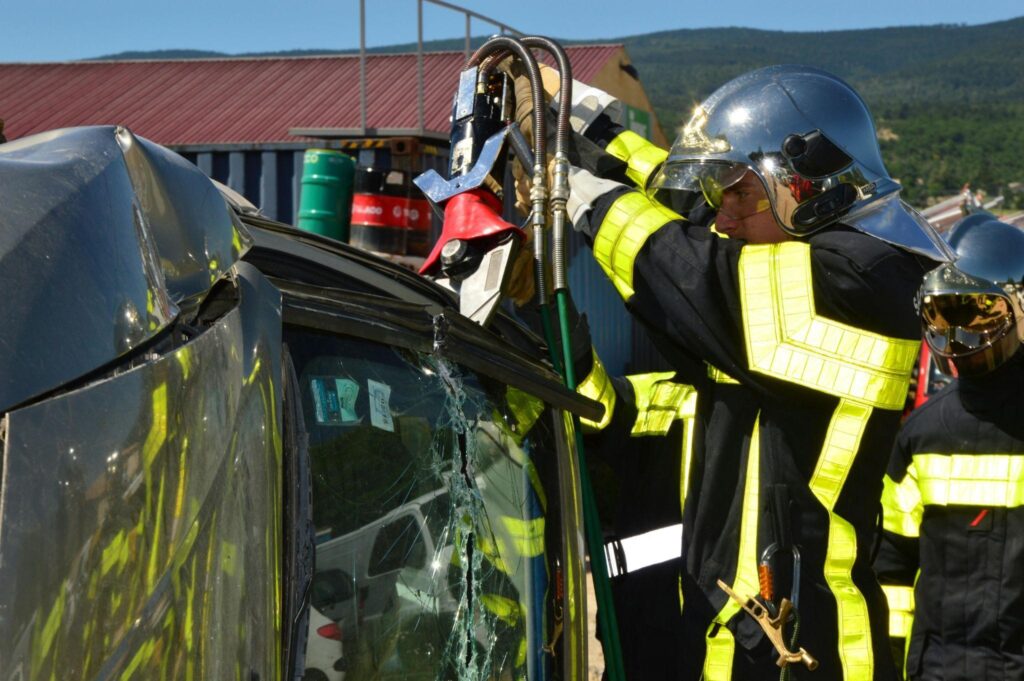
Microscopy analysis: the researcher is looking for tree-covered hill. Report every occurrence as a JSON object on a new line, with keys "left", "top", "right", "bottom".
{"left": 92, "top": 16, "right": 1024, "bottom": 207}
{"left": 617, "top": 17, "right": 1024, "bottom": 206}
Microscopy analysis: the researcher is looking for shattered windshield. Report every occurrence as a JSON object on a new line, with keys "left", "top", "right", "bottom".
{"left": 286, "top": 327, "right": 574, "bottom": 681}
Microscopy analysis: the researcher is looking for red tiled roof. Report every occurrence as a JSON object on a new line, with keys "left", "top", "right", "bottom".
{"left": 0, "top": 46, "right": 621, "bottom": 146}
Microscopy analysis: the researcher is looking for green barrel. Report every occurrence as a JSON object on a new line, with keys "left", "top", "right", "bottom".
{"left": 297, "top": 149, "right": 355, "bottom": 242}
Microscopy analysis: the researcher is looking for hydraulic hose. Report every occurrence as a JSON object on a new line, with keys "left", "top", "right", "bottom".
{"left": 518, "top": 36, "right": 628, "bottom": 681}
{"left": 468, "top": 37, "right": 557, "bottom": 376}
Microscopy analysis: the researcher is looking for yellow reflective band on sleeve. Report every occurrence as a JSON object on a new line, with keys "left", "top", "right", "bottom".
{"left": 500, "top": 515, "right": 546, "bottom": 558}
{"left": 604, "top": 129, "right": 669, "bottom": 189}
{"left": 626, "top": 372, "right": 694, "bottom": 436}
{"left": 882, "top": 585, "right": 915, "bottom": 639}
{"left": 811, "top": 399, "right": 874, "bottom": 681}
{"left": 704, "top": 417, "right": 762, "bottom": 680}
{"left": 706, "top": 362, "right": 740, "bottom": 384}
{"left": 913, "top": 453, "right": 1024, "bottom": 507}
{"left": 881, "top": 467, "right": 923, "bottom": 537}
{"left": 738, "top": 242, "right": 919, "bottom": 410}
{"left": 578, "top": 349, "right": 616, "bottom": 432}
{"left": 594, "top": 191, "right": 682, "bottom": 300}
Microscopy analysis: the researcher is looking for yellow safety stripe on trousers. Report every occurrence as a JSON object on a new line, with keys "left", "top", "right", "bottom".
{"left": 577, "top": 349, "right": 617, "bottom": 432}
{"left": 913, "top": 453, "right": 1024, "bottom": 507}
{"left": 704, "top": 417, "right": 762, "bottom": 681}
{"left": 881, "top": 467, "right": 923, "bottom": 537}
{"left": 626, "top": 372, "right": 694, "bottom": 436}
{"left": 593, "top": 191, "right": 682, "bottom": 300}
{"left": 881, "top": 585, "right": 915, "bottom": 639}
{"left": 604, "top": 130, "right": 669, "bottom": 190}
{"left": 811, "top": 399, "right": 875, "bottom": 681}
{"left": 738, "top": 242, "right": 919, "bottom": 410}
{"left": 706, "top": 362, "right": 740, "bottom": 384}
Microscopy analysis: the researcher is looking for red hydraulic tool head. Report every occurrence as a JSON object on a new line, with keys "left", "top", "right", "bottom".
{"left": 419, "top": 188, "right": 525, "bottom": 276}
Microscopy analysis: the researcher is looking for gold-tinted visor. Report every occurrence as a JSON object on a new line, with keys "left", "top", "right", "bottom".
{"left": 921, "top": 292, "right": 1015, "bottom": 357}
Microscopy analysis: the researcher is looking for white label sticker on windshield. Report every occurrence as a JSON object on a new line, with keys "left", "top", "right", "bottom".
{"left": 310, "top": 376, "right": 360, "bottom": 425}
{"left": 367, "top": 379, "right": 395, "bottom": 432}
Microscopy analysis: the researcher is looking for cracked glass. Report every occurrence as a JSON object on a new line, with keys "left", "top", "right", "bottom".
{"left": 286, "top": 326, "right": 575, "bottom": 681}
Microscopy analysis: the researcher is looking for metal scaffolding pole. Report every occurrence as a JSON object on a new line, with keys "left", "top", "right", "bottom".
{"left": 359, "top": 0, "right": 367, "bottom": 134}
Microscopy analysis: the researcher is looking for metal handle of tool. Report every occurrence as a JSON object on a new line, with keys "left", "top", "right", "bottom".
{"left": 717, "top": 579, "right": 819, "bottom": 671}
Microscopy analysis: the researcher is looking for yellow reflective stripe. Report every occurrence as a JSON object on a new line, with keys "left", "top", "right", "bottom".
{"left": 594, "top": 191, "right": 682, "bottom": 300}
{"left": 913, "top": 453, "right": 1024, "bottom": 507}
{"left": 704, "top": 417, "right": 762, "bottom": 680}
{"left": 881, "top": 467, "right": 923, "bottom": 537}
{"left": 679, "top": 389, "right": 699, "bottom": 512}
{"left": 500, "top": 515, "right": 546, "bottom": 558}
{"left": 578, "top": 349, "right": 616, "bottom": 431}
{"left": 626, "top": 371, "right": 688, "bottom": 436}
{"left": 706, "top": 362, "right": 740, "bottom": 384}
{"left": 604, "top": 130, "right": 668, "bottom": 189}
{"left": 738, "top": 242, "right": 919, "bottom": 410}
{"left": 882, "top": 585, "right": 915, "bottom": 639}
{"left": 811, "top": 399, "right": 874, "bottom": 680}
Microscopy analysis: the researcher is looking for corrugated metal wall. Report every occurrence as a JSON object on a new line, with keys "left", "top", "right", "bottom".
{"left": 177, "top": 143, "right": 665, "bottom": 376}
{"left": 176, "top": 143, "right": 451, "bottom": 225}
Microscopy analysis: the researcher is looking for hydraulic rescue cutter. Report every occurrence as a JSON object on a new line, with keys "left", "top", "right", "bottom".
{"left": 415, "top": 66, "right": 526, "bottom": 327}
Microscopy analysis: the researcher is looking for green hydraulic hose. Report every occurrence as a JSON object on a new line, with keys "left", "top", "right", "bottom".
{"left": 539, "top": 302, "right": 563, "bottom": 376}
{"left": 555, "top": 287, "right": 627, "bottom": 681}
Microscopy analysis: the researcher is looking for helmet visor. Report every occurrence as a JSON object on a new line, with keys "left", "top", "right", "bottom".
{"left": 921, "top": 292, "right": 1015, "bottom": 355}
{"left": 920, "top": 291, "right": 1020, "bottom": 376}
{"left": 651, "top": 156, "right": 856, "bottom": 235}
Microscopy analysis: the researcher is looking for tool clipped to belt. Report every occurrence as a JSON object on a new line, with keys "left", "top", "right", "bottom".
{"left": 716, "top": 580, "right": 818, "bottom": 671}
{"left": 718, "top": 485, "right": 817, "bottom": 673}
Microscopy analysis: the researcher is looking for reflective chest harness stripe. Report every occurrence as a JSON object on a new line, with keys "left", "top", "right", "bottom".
{"left": 708, "top": 242, "right": 918, "bottom": 680}
{"left": 913, "top": 453, "right": 1024, "bottom": 507}
{"left": 738, "top": 242, "right": 919, "bottom": 410}
{"left": 604, "top": 130, "right": 668, "bottom": 190}
{"left": 882, "top": 453, "right": 1024, "bottom": 537}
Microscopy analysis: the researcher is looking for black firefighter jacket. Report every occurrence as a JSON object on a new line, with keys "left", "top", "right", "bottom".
{"left": 875, "top": 354, "right": 1024, "bottom": 681}
{"left": 572, "top": 124, "right": 935, "bottom": 681}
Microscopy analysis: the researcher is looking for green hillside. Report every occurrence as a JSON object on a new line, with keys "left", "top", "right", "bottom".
{"left": 93, "top": 17, "right": 1024, "bottom": 207}
{"left": 618, "top": 17, "right": 1024, "bottom": 207}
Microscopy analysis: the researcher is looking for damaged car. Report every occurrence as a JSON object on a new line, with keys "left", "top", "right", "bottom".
{"left": 0, "top": 126, "right": 597, "bottom": 681}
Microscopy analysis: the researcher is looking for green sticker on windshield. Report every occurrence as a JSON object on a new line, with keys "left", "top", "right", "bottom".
{"left": 310, "top": 376, "right": 360, "bottom": 425}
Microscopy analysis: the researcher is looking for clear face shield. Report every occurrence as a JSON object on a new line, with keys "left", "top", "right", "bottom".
{"left": 918, "top": 264, "right": 1024, "bottom": 376}
{"left": 651, "top": 135, "right": 858, "bottom": 236}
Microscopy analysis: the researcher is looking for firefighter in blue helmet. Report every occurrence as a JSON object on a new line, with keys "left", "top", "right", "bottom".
{"left": 876, "top": 216, "right": 1024, "bottom": 681}
{"left": 515, "top": 64, "right": 950, "bottom": 680}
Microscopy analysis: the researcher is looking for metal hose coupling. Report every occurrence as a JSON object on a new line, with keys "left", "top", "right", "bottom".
{"left": 550, "top": 151, "right": 571, "bottom": 291}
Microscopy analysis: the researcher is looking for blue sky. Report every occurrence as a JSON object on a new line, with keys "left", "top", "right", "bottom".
{"left": 2, "top": 0, "right": 1022, "bottom": 62}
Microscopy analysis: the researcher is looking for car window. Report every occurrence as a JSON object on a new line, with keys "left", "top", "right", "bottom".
{"left": 285, "top": 326, "right": 573, "bottom": 681}
{"left": 369, "top": 514, "right": 426, "bottom": 575}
